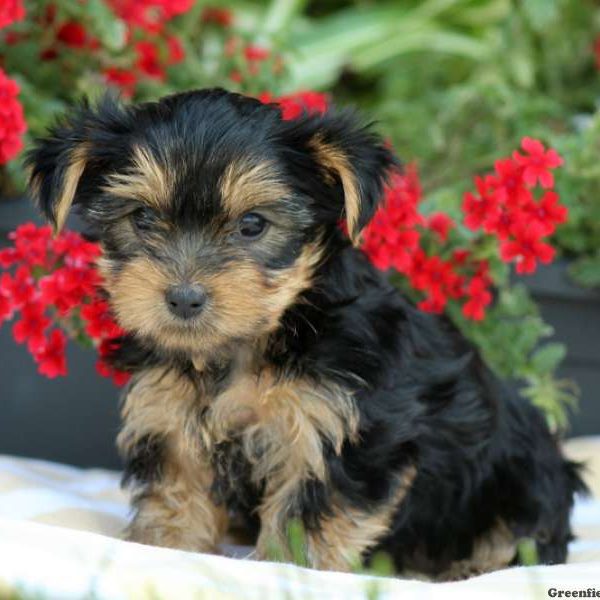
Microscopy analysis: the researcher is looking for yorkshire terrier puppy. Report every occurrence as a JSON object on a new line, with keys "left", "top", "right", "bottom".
{"left": 27, "top": 89, "right": 584, "bottom": 579}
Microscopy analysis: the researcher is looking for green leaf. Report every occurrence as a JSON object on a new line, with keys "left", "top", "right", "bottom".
{"left": 530, "top": 343, "right": 567, "bottom": 375}
{"left": 286, "top": 519, "right": 309, "bottom": 567}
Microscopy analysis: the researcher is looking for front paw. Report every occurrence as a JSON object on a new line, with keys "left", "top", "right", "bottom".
{"left": 125, "top": 520, "right": 221, "bottom": 555}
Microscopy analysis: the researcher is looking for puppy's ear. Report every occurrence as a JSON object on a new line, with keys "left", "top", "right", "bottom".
{"left": 305, "top": 111, "right": 399, "bottom": 244}
{"left": 26, "top": 95, "right": 124, "bottom": 233}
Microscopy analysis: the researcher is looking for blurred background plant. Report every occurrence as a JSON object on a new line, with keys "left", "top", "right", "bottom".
{"left": 1, "top": 0, "right": 599, "bottom": 431}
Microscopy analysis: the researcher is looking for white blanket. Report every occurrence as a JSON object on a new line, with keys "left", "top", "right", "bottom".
{"left": 0, "top": 437, "right": 599, "bottom": 599}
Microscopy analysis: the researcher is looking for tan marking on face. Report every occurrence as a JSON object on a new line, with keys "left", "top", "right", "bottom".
{"left": 104, "top": 241, "right": 323, "bottom": 356}
{"left": 103, "top": 145, "right": 171, "bottom": 209}
{"left": 120, "top": 368, "right": 227, "bottom": 552}
{"left": 310, "top": 136, "right": 362, "bottom": 245}
{"left": 219, "top": 159, "right": 290, "bottom": 217}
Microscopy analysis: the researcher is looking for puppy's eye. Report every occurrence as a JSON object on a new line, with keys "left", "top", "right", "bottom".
{"left": 131, "top": 207, "right": 156, "bottom": 232}
{"left": 238, "top": 212, "right": 268, "bottom": 239}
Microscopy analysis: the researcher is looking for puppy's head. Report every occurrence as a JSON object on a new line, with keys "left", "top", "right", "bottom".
{"left": 26, "top": 89, "right": 397, "bottom": 356}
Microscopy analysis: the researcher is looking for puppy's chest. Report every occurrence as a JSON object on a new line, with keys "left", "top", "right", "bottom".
{"left": 123, "top": 365, "right": 358, "bottom": 494}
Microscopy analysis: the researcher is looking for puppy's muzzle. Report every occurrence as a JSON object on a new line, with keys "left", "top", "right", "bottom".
{"left": 166, "top": 284, "right": 207, "bottom": 320}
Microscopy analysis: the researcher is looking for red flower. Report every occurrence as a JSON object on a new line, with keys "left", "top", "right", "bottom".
{"left": 167, "top": 36, "right": 185, "bottom": 64}
{"left": 0, "top": 290, "right": 13, "bottom": 323}
{"left": 53, "top": 231, "right": 101, "bottom": 267}
{"left": 427, "top": 213, "right": 454, "bottom": 242}
{"left": 13, "top": 302, "right": 51, "bottom": 353}
{"left": 0, "top": 266, "right": 35, "bottom": 308}
{"left": 261, "top": 91, "right": 329, "bottom": 120}
{"left": 483, "top": 204, "right": 524, "bottom": 241}
{"left": 0, "top": 68, "right": 27, "bottom": 164}
{"left": 0, "top": 0, "right": 25, "bottom": 29}
{"left": 9, "top": 222, "right": 53, "bottom": 267}
{"left": 39, "top": 266, "right": 100, "bottom": 316}
{"left": 96, "top": 338, "right": 131, "bottom": 386}
{"left": 136, "top": 41, "right": 165, "bottom": 80}
{"left": 500, "top": 224, "right": 555, "bottom": 274}
{"left": 56, "top": 21, "right": 88, "bottom": 48}
{"left": 462, "top": 175, "right": 500, "bottom": 231}
{"left": 244, "top": 45, "right": 270, "bottom": 62}
{"left": 513, "top": 137, "right": 563, "bottom": 189}
{"left": 451, "top": 249, "right": 471, "bottom": 266}
{"left": 34, "top": 329, "right": 68, "bottom": 379}
{"left": 525, "top": 191, "right": 568, "bottom": 236}
{"left": 493, "top": 158, "right": 528, "bottom": 207}
{"left": 363, "top": 226, "right": 420, "bottom": 272}
{"left": 109, "top": 0, "right": 193, "bottom": 33}
{"left": 81, "top": 299, "right": 122, "bottom": 339}
{"left": 408, "top": 253, "right": 464, "bottom": 313}
{"left": 418, "top": 289, "right": 448, "bottom": 314}
{"left": 103, "top": 68, "right": 138, "bottom": 97}
{"left": 0, "top": 247, "right": 19, "bottom": 268}
{"left": 158, "top": 0, "right": 194, "bottom": 19}
{"left": 409, "top": 255, "right": 457, "bottom": 295}
{"left": 361, "top": 167, "right": 423, "bottom": 272}
{"left": 462, "top": 276, "right": 492, "bottom": 321}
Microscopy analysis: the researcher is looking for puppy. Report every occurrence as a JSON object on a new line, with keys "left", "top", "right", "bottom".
{"left": 26, "top": 89, "right": 585, "bottom": 579}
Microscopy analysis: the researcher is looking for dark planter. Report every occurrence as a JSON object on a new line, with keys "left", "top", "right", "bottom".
{"left": 0, "top": 197, "right": 122, "bottom": 469}
{"left": 521, "top": 261, "right": 600, "bottom": 437}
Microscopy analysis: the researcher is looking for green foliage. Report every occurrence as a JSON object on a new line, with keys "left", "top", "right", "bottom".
{"left": 448, "top": 284, "right": 578, "bottom": 429}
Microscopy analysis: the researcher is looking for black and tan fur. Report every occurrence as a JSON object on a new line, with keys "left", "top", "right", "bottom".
{"left": 26, "top": 88, "right": 585, "bottom": 578}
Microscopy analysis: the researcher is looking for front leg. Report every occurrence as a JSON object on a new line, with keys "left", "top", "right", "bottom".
{"left": 125, "top": 448, "right": 228, "bottom": 553}
{"left": 119, "top": 367, "right": 227, "bottom": 553}
{"left": 256, "top": 466, "right": 416, "bottom": 571}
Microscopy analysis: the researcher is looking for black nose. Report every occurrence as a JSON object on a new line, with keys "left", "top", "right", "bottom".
{"left": 165, "top": 284, "right": 206, "bottom": 319}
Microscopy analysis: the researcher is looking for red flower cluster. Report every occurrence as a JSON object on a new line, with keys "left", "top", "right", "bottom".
{"left": 0, "top": 224, "right": 130, "bottom": 384}
{"left": 0, "top": 68, "right": 26, "bottom": 164}
{"left": 56, "top": 21, "right": 92, "bottom": 49}
{"left": 100, "top": 1, "right": 195, "bottom": 95}
{"left": 361, "top": 137, "right": 565, "bottom": 320}
{"left": 223, "top": 38, "right": 285, "bottom": 87}
{"left": 463, "top": 137, "right": 565, "bottom": 274}
{"left": 108, "top": 0, "right": 193, "bottom": 34}
{"left": 0, "top": 0, "right": 26, "bottom": 165}
{"left": 362, "top": 167, "right": 423, "bottom": 272}
{"left": 361, "top": 167, "right": 492, "bottom": 319}
{"left": 0, "top": 0, "right": 24, "bottom": 29}
{"left": 259, "top": 91, "right": 329, "bottom": 120}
